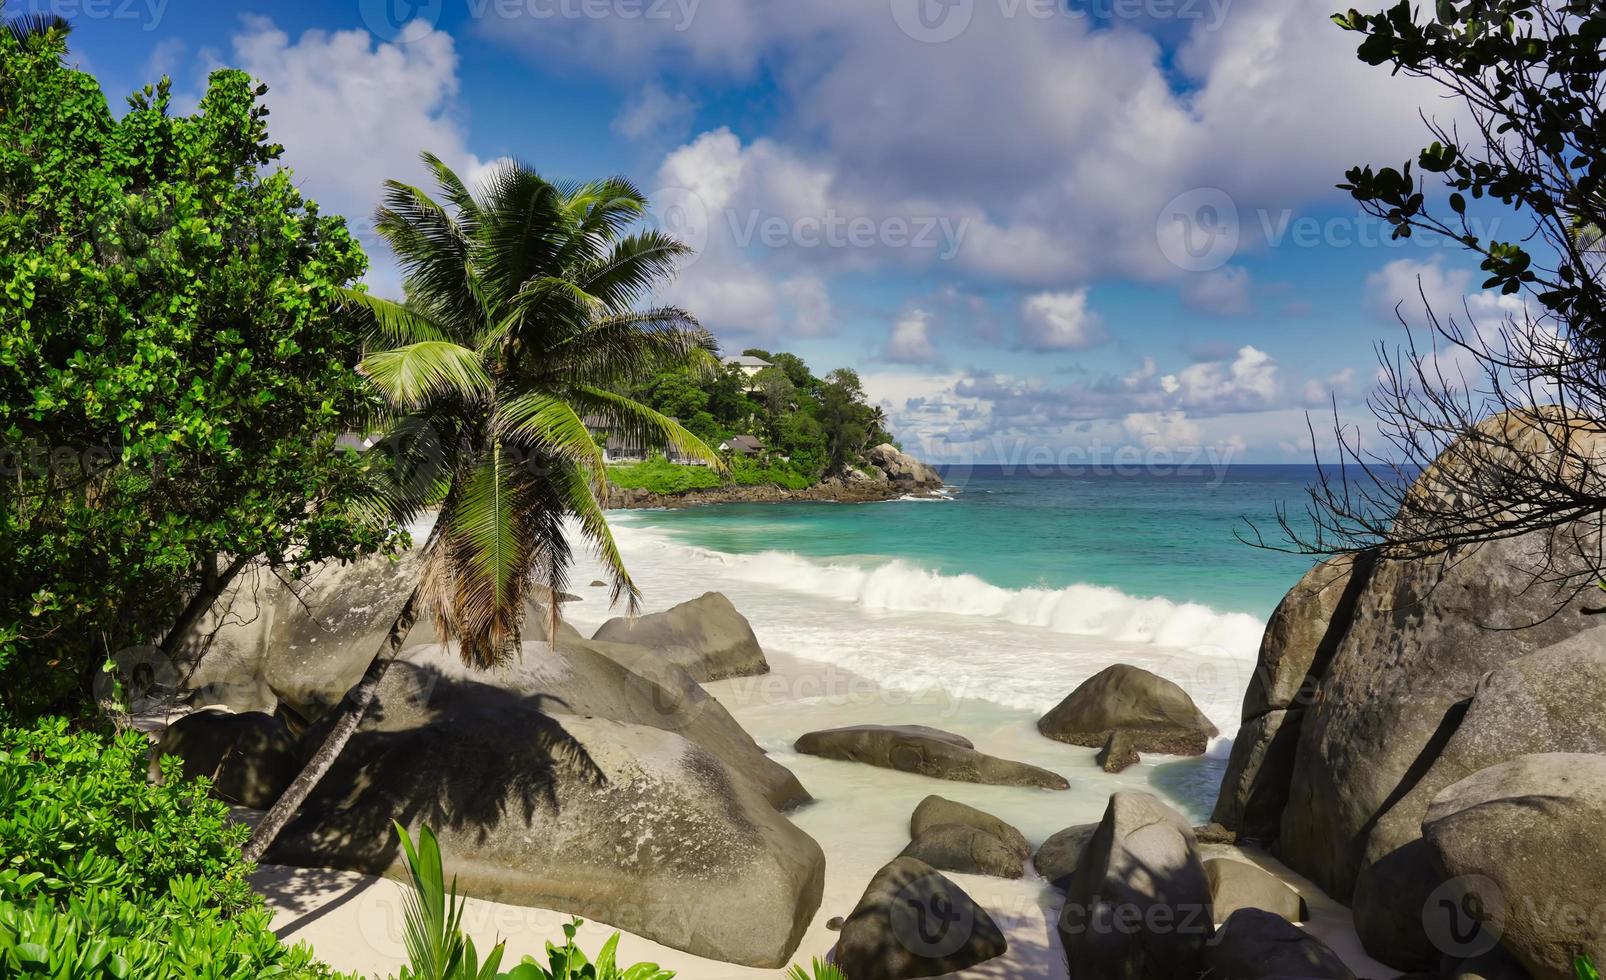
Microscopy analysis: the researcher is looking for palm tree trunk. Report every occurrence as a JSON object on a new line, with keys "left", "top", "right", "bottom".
{"left": 242, "top": 582, "right": 421, "bottom": 864}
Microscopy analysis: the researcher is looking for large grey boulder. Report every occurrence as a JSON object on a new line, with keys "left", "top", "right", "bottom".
{"left": 176, "top": 553, "right": 580, "bottom": 721}
{"left": 794, "top": 725, "right": 1069, "bottom": 790}
{"left": 1034, "top": 824, "right": 1098, "bottom": 890}
{"left": 900, "top": 824, "right": 1025, "bottom": 879}
{"left": 909, "top": 796, "right": 1029, "bottom": 860}
{"left": 176, "top": 556, "right": 423, "bottom": 719}
{"left": 150, "top": 709, "right": 298, "bottom": 809}
{"left": 1213, "top": 556, "right": 1368, "bottom": 839}
{"left": 266, "top": 646, "right": 825, "bottom": 968}
{"left": 834, "top": 857, "right": 1006, "bottom": 980}
{"left": 1423, "top": 753, "right": 1606, "bottom": 980}
{"left": 1202, "top": 909, "right": 1354, "bottom": 980}
{"left": 1038, "top": 665, "right": 1218, "bottom": 756}
{"left": 1352, "top": 631, "right": 1606, "bottom": 967}
{"left": 1203, "top": 858, "right": 1307, "bottom": 924}
{"left": 866, "top": 444, "right": 942, "bottom": 487}
{"left": 1058, "top": 792, "right": 1214, "bottom": 980}
{"left": 592, "top": 592, "right": 769, "bottom": 682}
{"left": 1275, "top": 420, "right": 1603, "bottom": 907}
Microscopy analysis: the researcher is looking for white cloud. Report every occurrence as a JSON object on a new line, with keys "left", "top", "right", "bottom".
{"left": 493, "top": 0, "right": 1459, "bottom": 300}
{"left": 1162, "top": 346, "right": 1281, "bottom": 412}
{"left": 1123, "top": 411, "right": 1205, "bottom": 451}
{"left": 229, "top": 18, "right": 487, "bottom": 294}
{"left": 881, "top": 310, "right": 942, "bottom": 365}
{"left": 613, "top": 83, "right": 698, "bottom": 142}
{"left": 1020, "top": 289, "right": 1105, "bottom": 351}
{"left": 1180, "top": 267, "right": 1254, "bottom": 316}
{"left": 1302, "top": 368, "right": 1357, "bottom": 406}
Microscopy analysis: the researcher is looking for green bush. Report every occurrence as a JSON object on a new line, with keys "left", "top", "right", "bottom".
{"left": 606, "top": 457, "right": 722, "bottom": 495}
{"left": 607, "top": 454, "right": 815, "bottom": 496}
{"left": 0, "top": 718, "right": 350, "bottom": 978}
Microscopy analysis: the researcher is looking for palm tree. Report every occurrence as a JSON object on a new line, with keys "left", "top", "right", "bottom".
{"left": 243, "top": 155, "right": 722, "bottom": 861}
{"left": 2, "top": 1, "right": 70, "bottom": 45}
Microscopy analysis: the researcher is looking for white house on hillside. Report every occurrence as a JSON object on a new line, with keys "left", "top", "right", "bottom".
{"left": 723, "top": 354, "right": 772, "bottom": 392}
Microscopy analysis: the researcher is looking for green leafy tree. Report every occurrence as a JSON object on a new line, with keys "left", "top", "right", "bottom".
{"left": 818, "top": 368, "right": 871, "bottom": 469}
{"left": 246, "top": 158, "right": 721, "bottom": 861}
{"left": 1334, "top": 0, "right": 1606, "bottom": 329}
{"left": 0, "top": 25, "right": 395, "bottom": 719}
{"left": 1268, "top": 1, "right": 1606, "bottom": 608}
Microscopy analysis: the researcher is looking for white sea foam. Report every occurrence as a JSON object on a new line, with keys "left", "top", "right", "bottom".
{"left": 564, "top": 518, "right": 1265, "bottom": 729}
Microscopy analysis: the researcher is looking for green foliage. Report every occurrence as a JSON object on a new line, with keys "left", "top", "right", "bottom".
{"left": 1334, "top": 0, "right": 1606, "bottom": 332}
{"left": 607, "top": 457, "right": 722, "bottom": 495}
{"left": 0, "top": 26, "right": 399, "bottom": 719}
{"left": 393, "top": 823, "right": 506, "bottom": 980}
{"left": 498, "top": 920, "right": 673, "bottom": 980}
{"left": 1579, "top": 954, "right": 1601, "bottom": 980}
{"left": 390, "top": 824, "right": 671, "bottom": 980}
{"left": 0, "top": 718, "right": 350, "bottom": 978}
{"left": 785, "top": 958, "right": 847, "bottom": 980}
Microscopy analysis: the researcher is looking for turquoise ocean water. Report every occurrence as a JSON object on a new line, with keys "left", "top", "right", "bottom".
{"left": 609, "top": 464, "right": 1321, "bottom": 619}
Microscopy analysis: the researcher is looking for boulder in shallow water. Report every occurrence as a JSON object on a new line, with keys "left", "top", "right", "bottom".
{"left": 909, "top": 795, "right": 1029, "bottom": 859}
{"left": 1058, "top": 792, "right": 1214, "bottom": 979}
{"left": 1096, "top": 730, "right": 1140, "bottom": 773}
{"left": 1038, "top": 664, "right": 1218, "bottom": 756}
{"left": 150, "top": 709, "right": 297, "bottom": 809}
{"left": 1423, "top": 753, "right": 1606, "bottom": 980}
{"left": 866, "top": 444, "right": 942, "bottom": 487}
{"left": 834, "top": 857, "right": 1007, "bottom": 980}
{"left": 1202, "top": 909, "right": 1354, "bottom": 980}
{"left": 593, "top": 592, "right": 769, "bottom": 682}
{"left": 1203, "top": 857, "right": 1307, "bottom": 924}
{"left": 900, "top": 824, "right": 1025, "bottom": 879}
{"left": 794, "top": 725, "right": 1069, "bottom": 790}
{"left": 266, "top": 648, "right": 825, "bottom": 968}
{"left": 1034, "top": 824, "right": 1098, "bottom": 890}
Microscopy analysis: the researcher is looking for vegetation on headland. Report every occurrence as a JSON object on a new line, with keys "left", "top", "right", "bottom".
{"left": 612, "top": 350, "right": 893, "bottom": 487}
{"left": 607, "top": 454, "right": 812, "bottom": 495}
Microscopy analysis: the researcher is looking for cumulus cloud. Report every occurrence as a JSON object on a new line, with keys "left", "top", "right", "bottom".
{"left": 1020, "top": 289, "right": 1105, "bottom": 351}
{"left": 1162, "top": 346, "right": 1281, "bottom": 413}
{"left": 881, "top": 311, "right": 944, "bottom": 365}
{"left": 486, "top": 0, "right": 1456, "bottom": 302}
{"left": 229, "top": 18, "right": 488, "bottom": 293}
{"left": 613, "top": 83, "right": 698, "bottom": 142}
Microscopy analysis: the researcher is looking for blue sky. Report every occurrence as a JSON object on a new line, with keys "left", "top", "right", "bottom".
{"left": 42, "top": 0, "right": 1531, "bottom": 463}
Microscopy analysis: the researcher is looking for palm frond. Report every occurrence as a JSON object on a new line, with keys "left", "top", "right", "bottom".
{"left": 574, "top": 230, "right": 693, "bottom": 310}
{"left": 545, "top": 309, "right": 716, "bottom": 389}
{"left": 7, "top": 11, "right": 70, "bottom": 45}
{"left": 546, "top": 457, "right": 639, "bottom": 613}
{"left": 447, "top": 444, "right": 527, "bottom": 666}
{"left": 375, "top": 178, "right": 483, "bottom": 336}
{"left": 494, "top": 392, "right": 608, "bottom": 483}
{"left": 362, "top": 341, "right": 493, "bottom": 411}
{"left": 568, "top": 385, "right": 725, "bottom": 472}
{"left": 338, "top": 287, "right": 453, "bottom": 345}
